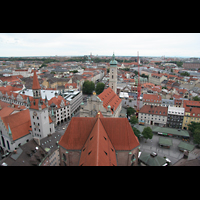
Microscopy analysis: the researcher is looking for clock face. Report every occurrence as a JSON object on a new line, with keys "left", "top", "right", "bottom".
{"left": 33, "top": 111, "right": 37, "bottom": 116}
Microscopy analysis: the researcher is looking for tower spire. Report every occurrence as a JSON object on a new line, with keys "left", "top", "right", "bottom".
{"left": 32, "top": 70, "right": 41, "bottom": 90}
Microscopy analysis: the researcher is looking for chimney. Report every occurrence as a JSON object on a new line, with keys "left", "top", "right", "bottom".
{"left": 13, "top": 150, "right": 17, "bottom": 154}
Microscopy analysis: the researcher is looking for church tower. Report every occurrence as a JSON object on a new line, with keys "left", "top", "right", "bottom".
{"left": 109, "top": 53, "right": 118, "bottom": 94}
{"left": 28, "top": 70, "right": 54, "bottom": 140}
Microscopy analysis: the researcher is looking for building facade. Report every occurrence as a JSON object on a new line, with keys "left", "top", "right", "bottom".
{"left": 138, "top": 105, "right": 168, "bottom": 126}
{"left": 143, "top": 93, "right": 162, "bottom": 106}
{"left": 48, "top": 94, "right": 71, "bottom": 126}
{"left": 80, "top": 88, "right": 122, "bottom": 118}
{"left": 149, "top": 73, "right": 168, "bottom": 85}
{"left": 28, "top": 70, "right": 55, "bottom": 140}
{"left": 166, "top": 106, "right": 185, "bottom": 129}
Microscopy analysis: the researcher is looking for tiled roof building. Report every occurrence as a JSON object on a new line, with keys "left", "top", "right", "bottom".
{"left": 59, "top": 113, "right": 140, "bottom": 166}
{"left": 80, "top": 88, "right": 122, "bottom": 118}
{"left": 143, "top": 93, "right": 162, "bottom": 106}
{"left": 138, "top": 105, "right": 168, "bottom": 126}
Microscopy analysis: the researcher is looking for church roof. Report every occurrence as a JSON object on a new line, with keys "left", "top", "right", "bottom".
{"left": 79, "top": 116, "right": 117, "bottom": 166}
{"left": 98, "top": 87, "right": 121, "bottom": 114}
{"left": 59, "top": 114, "right": 140, "bottom": 166}
{"left": 32, "top": 70, "right": 41, "bottom": 90}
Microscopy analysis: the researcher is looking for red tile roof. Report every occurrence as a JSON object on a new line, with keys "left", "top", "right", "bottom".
{"left": 32, "top": 70, "right": 41, "bottom": 90}
{"left": 48, "top": 96, "right": 68, "bottom": 109}
{"left": 183, "top": 100, "right": 200, "bottom": 108}
{"left": 139, "top": 105, "right": 168, "bottom": 116}
{"left": 59, "top": 116, "right": 140, "bottom": 166}
{"left": 98, "top": 87, "right": 121, "bottom": 114}
{"left": 65, "top": 82, "right": 77, "bottom": 89}
{"left": 58, "top": 117, "right": 97, "bottom": 150}
{"left": 79, "top": 118, "right": 117, "bottom": 166}
{"left": 100, "top": 118, "right": 140, "bottom": 150}
{"left": 1, "top": 109, "right": 31, "bottom": 141}
{"left": 190, "top": 107, "right": 200, "bottom": 118}
{"left": 143, "top": 93, "right": 162, "bottom": 103}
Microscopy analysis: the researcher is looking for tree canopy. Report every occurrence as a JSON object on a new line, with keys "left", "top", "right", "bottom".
{"left": 142, "top": 127, "right": 153, "bottom": 141}
{"left": 82, "top": 80, "right": 95, "bottom": 94}
{"left": 127, "top": 107, "right": 135, "bottom": 117}
{"left": 95, "top": 82, "right": 105, "bottom": 95}
{"left": 130, "top": 116, "right": 138, "bottom": 124}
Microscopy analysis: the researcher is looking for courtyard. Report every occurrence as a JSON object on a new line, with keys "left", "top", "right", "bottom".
{"left": 139, "top": 133, "right": 188, "bottom": 165}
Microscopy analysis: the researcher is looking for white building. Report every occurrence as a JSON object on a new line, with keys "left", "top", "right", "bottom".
{"left": 28, "top": 70, "right": 55, "bottom": 139}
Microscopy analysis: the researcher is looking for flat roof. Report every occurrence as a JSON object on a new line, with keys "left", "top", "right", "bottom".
{"left": 152, "top": 126, "right": 190, "bottom": 137}
{"left": 178, "top": 141, "right": 195, "bottom": 151}
{"left": 15, "top": 89, "right": 60, "bottom": 100}
{"left": 158, "top": 137, "right": 173, "bottom": 146}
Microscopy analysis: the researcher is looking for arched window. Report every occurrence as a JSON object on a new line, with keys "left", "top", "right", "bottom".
{"left": 63, "top": 153, "right": 66, "bottom": 161}
{"left": 1, "top": 136, "right": 5, "bottom": 147}
{"left": 6, "top": 140, "right": 10, "bottom": 150}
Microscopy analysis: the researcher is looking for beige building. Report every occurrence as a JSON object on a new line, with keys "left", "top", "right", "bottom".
{"left": 149, "top": 73, "right": 168, "bottom": 85}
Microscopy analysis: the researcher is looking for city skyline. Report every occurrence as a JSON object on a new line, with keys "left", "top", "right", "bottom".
{"left": 0, "top": 33, "right": 200, "bottom": 57}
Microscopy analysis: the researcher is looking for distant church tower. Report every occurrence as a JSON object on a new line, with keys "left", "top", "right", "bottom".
{"left": 109, "top": 53, "right": 118, "bottom": 94}
{"left": 28, "top": 70, "right": 54, "bottom": 140}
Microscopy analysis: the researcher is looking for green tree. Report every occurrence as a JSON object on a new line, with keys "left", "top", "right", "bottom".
{"left": 180, "top": 72, "right": 190, "bottom": 76}
{"left": 132, "top": 127, "right": 141, "bottom": 140}
{"left": 188, "top": 122, "right": 200, "bottom": 135}
{"left": 130, "top": 116, "right": 138, "bottom": 124}
{"left": 127, "top": 107, "right": 136, "bottom": 117}
{"left": 193, "top": 96, "right": 200, "bottom": 101}
{"left": 142, "top": 127, "right": 153, "bottom": 142}
{"left": 82, "top": 80, "right": 95, "bottom": 94}
{"left": 95, "top": 82, "right": 105, "bottom": 95}
{"left": 193, "top": 129, "right": 200, "bottom": 147}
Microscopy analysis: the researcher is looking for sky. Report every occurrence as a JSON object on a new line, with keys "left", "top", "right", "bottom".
{"left": 0, "top": 33, "right": 200, "bottom": 57}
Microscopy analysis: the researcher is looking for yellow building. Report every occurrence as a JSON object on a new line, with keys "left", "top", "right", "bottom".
{"left": 182, "top": 107, "right": 200, "bottom": 130}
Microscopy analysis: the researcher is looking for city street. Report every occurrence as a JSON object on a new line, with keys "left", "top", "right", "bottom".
{"left": 139, "top": 133, "right": 185, "bottom": 165}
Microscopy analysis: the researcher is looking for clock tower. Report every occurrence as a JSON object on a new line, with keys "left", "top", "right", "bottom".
{"left": 28, "top": 70, "right": 54, "bottom": 139}
{"left": 109, "top": 53, "right": 118, "bottom": 94}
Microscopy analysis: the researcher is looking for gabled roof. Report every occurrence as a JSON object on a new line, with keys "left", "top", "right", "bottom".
{"left": 32, "top": 70, "right": 41, "bottom": 90}
{"left": 79, "top": 117, "right": 117, "bottom": 166}
{"left": 48, "top": 95, "right": 68, "bottom": 109}
{"left": 59, "top": 115, "right": 140, "bottom": 166}
{"left": 139, "top": 105, "right": 168, "bottom": 116}
{"left": 58, "top": 117, "right": 98, "bottom": 150}
{"left": 98, "top": 87, "right": 121, "bottom": 114}
{"left": 143, "top": 93, "right": 162, "bottom": 103}
{"left": 1, "top": 109, "right": 31, "bottom": 141}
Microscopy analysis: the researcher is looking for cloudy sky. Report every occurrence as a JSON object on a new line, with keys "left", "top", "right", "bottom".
{"left": 0, "top": 33, "right": 200, "bottom": 57}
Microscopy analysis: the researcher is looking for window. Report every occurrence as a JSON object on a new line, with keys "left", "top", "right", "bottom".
{"left": 112, "top": 75, "right": 113, "bottom": 79}
{"left": 37, "top": 117, "right": 39, "bottom": 120}
{"left": 88, "top": 151, "right": 92, "bottom": 155}
{"left": 33, "top": 116, "right": 34, "bottom": 119}
{"left": 104, "top": 151, "right": 107, "bottom": 155}
{"left": 63, "top": 153, "right": 66, "bottom": 161}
